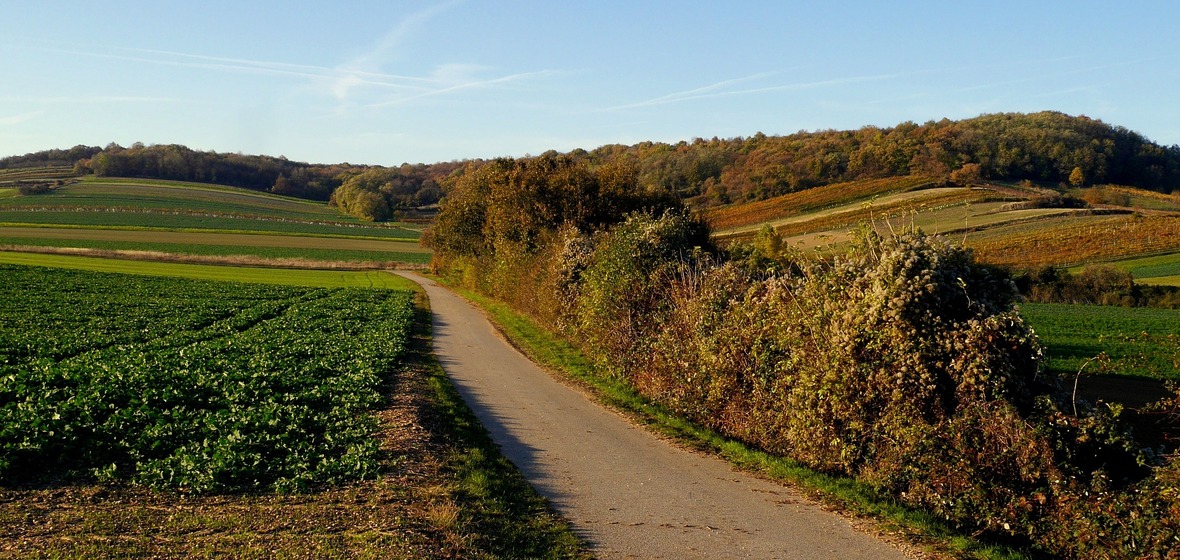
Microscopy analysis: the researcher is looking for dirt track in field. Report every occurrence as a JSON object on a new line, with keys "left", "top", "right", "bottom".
{"left": 397, "top": 271, "right": 913, "bottom": 559}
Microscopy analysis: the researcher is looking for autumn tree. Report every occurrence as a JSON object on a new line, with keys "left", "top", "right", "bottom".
{"left": 950, "top": 162, "right": 984, "bottom": 185}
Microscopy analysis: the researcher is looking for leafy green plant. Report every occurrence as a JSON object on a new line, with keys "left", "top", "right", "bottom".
{"left": 0, "top": 265, "right": 414, "bottom": 493}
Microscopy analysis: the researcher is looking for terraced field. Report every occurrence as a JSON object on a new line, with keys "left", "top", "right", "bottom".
{"left": 0, "top": 251, "right": 418, "bottom": 288}
{"left": 706, "top": 175, "right": 938, "bottom": 234}
{"left": 968, "top": 212, "right": 1180, "bottom": 269}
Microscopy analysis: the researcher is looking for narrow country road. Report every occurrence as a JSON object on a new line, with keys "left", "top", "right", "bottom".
{"left": 397, "top": 272, "right": 911, "bottom": 560}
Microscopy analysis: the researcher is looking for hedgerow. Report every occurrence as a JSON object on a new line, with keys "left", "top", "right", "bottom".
{"left": 426, "top": 154, "right": 1180, "bottom": 558}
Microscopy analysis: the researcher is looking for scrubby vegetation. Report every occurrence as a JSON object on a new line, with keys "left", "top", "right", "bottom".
{"left": 427, "top": 153, "right": 1180, "bottom": 558}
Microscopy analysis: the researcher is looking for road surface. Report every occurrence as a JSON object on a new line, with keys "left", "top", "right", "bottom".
{"left": 397, "top": 272, "right": 911, "bottom": 559}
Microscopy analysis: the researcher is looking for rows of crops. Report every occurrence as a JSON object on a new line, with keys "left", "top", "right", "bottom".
{"left": 0, "top": 166, "right": 75, "bottom": 184}
{"left": 970, "top": 213, "right": 1180, "bottom": 268}
{"left": 0, "top": 180, "right": 334, "bottom": 219}
{"left": 0, "top": 264, "right": 414, "bottom": 492}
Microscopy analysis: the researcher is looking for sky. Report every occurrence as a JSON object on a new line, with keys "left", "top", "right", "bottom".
{"left": 2, "top": 1, "right": 1179, "bottom": 166}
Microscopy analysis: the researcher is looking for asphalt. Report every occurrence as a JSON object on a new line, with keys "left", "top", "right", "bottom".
{"left": 397, "top": 271, "right": 912, "bottom": 559}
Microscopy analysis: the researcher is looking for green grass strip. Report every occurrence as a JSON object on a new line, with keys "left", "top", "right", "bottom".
{"left": 446, "top": 283, "right": 1033, "bottom": 560}
{"left": 0, "top": 251, "right": 417, "bottom": 290}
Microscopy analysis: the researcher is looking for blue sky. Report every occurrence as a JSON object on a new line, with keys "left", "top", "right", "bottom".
{"left": 2, "top": 1, "right": 1178, "bottom": 166}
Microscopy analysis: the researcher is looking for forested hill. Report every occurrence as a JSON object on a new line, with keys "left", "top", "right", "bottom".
{"left": 591, "top": 111, "right": 1180, "bottom": 206}
{"left": 4, "top": 111, "right": 1179, "bottom": 219}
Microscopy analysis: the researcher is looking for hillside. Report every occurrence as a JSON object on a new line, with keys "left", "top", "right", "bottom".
{"left": 704, "top": 174, "right": 1180, "bottom": 285}
{"left": 0, "top": 168, "right": 430, "bottom": 267}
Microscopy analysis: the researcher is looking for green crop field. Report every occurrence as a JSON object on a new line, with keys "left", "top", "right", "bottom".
{"left": 0, "top": 226, "right": 425, "bottom": 251}
{"left": 0, "top": 225, "right": 430, "bottom": 266}
{"left": 0, "top": 237, "right": 431, "bottom": 265}
{"left": 1020, "top": 302, "right": 1180, "bottom": 381}
{"left": 0, "top": 264, "right": 414, "bottom": 492}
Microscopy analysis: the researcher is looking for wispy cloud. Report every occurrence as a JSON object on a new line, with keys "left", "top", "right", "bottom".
{"left": 34, "top": 45, "right": 430, "bottom": 93}
{"left": 363, "top": 68, "right": 559, "bottom": 108}
{"left": 19, "top": 1, "right": 552, "bottom": 111}
{"left": 0, "top": 110, "right": 45, "bottom": 126}
{"left": 329, "top": 0, "right": 462, "bottom": 101}
{"left": 0, "top": 95, "right": 183, "bottom": 104}
{"left": 605, "top": 71, "right": 909, "bottom": 111}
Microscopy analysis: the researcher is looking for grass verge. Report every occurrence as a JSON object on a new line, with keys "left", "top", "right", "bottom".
{"left": 447, "top": 283, "right": 1035, "bottom": 560}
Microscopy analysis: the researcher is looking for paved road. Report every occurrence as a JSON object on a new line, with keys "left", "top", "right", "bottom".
{"left": 397, "top": 272, "right": 911, "bottom": 559}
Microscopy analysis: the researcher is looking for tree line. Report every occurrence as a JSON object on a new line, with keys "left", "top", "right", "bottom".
{"left": 5, "top": 111, "right": 1180, "bottom": 219}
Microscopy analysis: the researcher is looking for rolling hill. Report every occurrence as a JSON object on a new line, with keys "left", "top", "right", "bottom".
{"left": 0, "top": 167, "right": 430, "bottom": 267}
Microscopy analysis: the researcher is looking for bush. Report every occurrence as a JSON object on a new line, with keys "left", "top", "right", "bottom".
{"left": 17, "top": 183, "right": 52, "bottom": 195}
{"left": 572, "top": 210, "right": 710, "bottom": 376}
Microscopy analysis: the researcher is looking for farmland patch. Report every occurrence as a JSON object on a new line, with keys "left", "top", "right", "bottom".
{"left": 0, "top": 264, "right": 414, "bottom": 492}
{"left": 1020, "top": 302, "right": 1180, "bottom": 382}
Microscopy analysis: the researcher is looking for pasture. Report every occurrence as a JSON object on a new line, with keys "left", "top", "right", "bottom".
{"left": 1072, "top": 251, "right": 1180, "bottom": 286}
{"left": 0, "top": 210, "right": 420, "bottom": 239}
